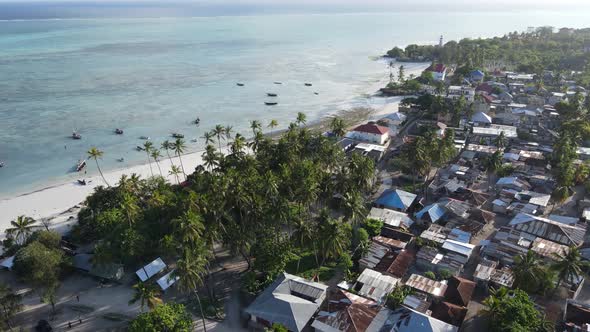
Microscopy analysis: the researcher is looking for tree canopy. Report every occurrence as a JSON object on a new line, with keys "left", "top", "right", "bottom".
{"left": 128, "top": 303, "right": 192, "bottom": 332}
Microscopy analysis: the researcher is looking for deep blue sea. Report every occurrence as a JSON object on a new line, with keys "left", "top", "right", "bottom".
{"left": 0, "top": 4, "right": 589, "bottom": 196}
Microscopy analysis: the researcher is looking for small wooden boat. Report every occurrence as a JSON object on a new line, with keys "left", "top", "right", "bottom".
{"left": 273, "top": 82, "right": 283, "bottom": 85}
{"left": 139, "top": 136, "right": 150, "bottom": 140}
{"left": 193, "top": 118, "right": 200, "bottom": 125}
{"left": 72, "top": 131, "right": 82, "bottom": 140}
{"left": 191, "top": 138, "right": 198, "bottom": 143}
{"left": 115, "top": 128, "right": 124, "bottom": 135}
{"left": 117, "top": 158, "right": 125, "bottom": 162}
{"left": 314, "top": 92, "right": 319, "bottom": 95}
{"left": 76, "top": 159, "right": 86, "bottom": 172}
{"left": 172, "top": 133, "right": 184, "bottom": 139}
{"left": 77, "top": 179, "right": 87, "bottom": 186}
{"left": 267, "top": 93, "right": 278, "bottom": 97}
{"left": 304, "top": 83, "right": 313, "bottom": 87}
{"left": 236, "top": 83, "right": 245, "bottom": 87}
{"left": 0, "top": 162, "right": 4, "bottom": 168}
{"left": 265, "top": 102, "right": 278, "bottom": 106}
{"left": 136, "top": 146, "right": 144, "bottom": 151}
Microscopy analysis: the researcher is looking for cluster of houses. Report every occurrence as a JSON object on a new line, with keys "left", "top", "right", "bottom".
{"left": 242, "top": 66, "right": 590, "bottom": 331}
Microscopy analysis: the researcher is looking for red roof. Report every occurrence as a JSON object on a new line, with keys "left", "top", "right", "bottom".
{"left": 426, "top": 63, "right": 447, "bottom": 73}
{"left": 430, "top": 301, "right": 468, "bottom": 327}
{"left": 481, "top": 94, "right": 495, "bottom": 104}
{"left": 476, "top": 83, "right": 494, "bottom": 94}
{"left": 352, "top": 124, "right": 389, "bottom": 135}
{"left": 444, "top": 276, "right": 475, "bottom": 307}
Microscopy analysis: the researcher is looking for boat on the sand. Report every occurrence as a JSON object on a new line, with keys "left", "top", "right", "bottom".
{"left": 76, "top": 159, "right": 86, "bottom": 172}
{"left": 172, "top": 133, "right": 184, "bottom": 139}
{"left": 265, "top": 102, "right": 278, "bottom": 106}
{"left": 115, "top": 128, "right": 124, "bottom": 135}
{"left": 267, "top": 93, "right": 278, "bottom": 97}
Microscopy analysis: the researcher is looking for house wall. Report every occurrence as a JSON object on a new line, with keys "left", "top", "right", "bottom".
{"left": 349, "top": 131, "right": 388, "bottom": 145}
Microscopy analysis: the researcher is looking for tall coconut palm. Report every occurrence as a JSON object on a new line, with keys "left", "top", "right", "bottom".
{"left": 250, "top": 120, "right": 261, "bottom": 138}
{"left": 173, "top": 251, "right": 209, "bottom": 332}
{"left": 212, "top": 125, "right": 225, "bottom": 151}
{"left": 202, "top": 132, "right": 214, "bottom": 146}
{"left": 330, "top": 117, "right": 346, "bottom": 138}
{"left": 169, "top": 165, "right": 182, "bottom": 184}
{"left": 128, "top": 282, "right": 162, "bottom": 312}
{"left": 513, "top": 250, "right": 544, "bottom": 292}
{"left": 342, "top": 191, "right": 366, "bottom": 227}
{"left": 143, "top": 141, "right": 154, "bottom": 177}
{"left": 485, "top": 150, "right": 503, "bottom": 189}
{"left": 224, "top": 125, "right": 233, "bottom": 144}
{"left": 161, "top": 140, "right": 175, "bottom": 167}
{"left": 231, "top": 134, "right": 246, "bottom": 156}
{"left": 551, "top": 246, "right": 590, "bottom": 288}
{"left": 172, "top": 138, "right": 187, "bottom": 177}
{"left": 203, "top": 145, "right": 219, "bottom": 171}
{"left": 87, "top": 147, "right": 110, "bottom": 186}
{"left": 494, "top": 131, "right": 507, "bottom": 149}
{"left": 150, "top": 149, "right": 163, "bottom": 177}
{"left": 296, "top": 112, "right": 307, "bottom": 126}
{"left": 268, "top": 119, "right": 278, "bottom": 137}
{"left": 482, "top": 287, "right": 510, "bottom": 321}
{"left": 317, "top": 218, "right": 350, "bottom": 268}
{"left": 6, "top": 215, "right": 37, "bottom": 245}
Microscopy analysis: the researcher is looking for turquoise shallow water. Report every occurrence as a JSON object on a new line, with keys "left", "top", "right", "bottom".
{"left": 0, "top": 11, "right": 589, "bottom": 195}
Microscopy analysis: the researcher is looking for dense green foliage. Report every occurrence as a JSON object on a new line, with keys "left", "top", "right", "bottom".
{"left": 128, "top": 303, "right": 192, "bottom": 332}
{"left": 387, "top": 27, "right": 590, "bottom": 82}
{"left": 0, "top": 284, "right": 22, "bottom": 331}
{"left": 74, "top": 116, "right": 375, "bottom": 292}
{"left": 482, "top": 287, "right": 547, "bottom": 332}
{"left": 386, "top": 285, "right": 413, "bottom": 310}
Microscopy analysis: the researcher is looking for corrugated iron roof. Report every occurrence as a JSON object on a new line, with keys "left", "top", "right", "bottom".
{"left": 405, "top": 274, "right": 448, "bottom": 297}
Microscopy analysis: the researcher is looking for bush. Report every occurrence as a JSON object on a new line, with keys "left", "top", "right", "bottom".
{"left": 362, "top": 218, "right": 384, "bottom": 238}
{"left": 129, "top": 303, "right": 192, "bottom": 332}
{"left": 438, "top": 269, "right": 453, "bottom": 280}
{"left": 386, "top": 285, "right": 413, "bottom": 310}
{"left": 424, "top": 271, "right": 436, "bottom": 280}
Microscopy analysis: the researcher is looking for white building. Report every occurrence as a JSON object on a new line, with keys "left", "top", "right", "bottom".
{"left": 447, "top": 86, "right": 475, "bottom": 101}
{"left": 347, "top": 123, "right": 390, "bottom": 145}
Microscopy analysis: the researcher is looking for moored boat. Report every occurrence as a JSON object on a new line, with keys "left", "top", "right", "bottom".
{"left": 139, "top": 136, "right": 150, "bottom": 140}
{"left": 76, "top": 159, "right": 86, "bottom": 172}
{"left": 0, "top": 162, "right": 4, "bottom": 168}
{"left": 304, "top": 83, "right": 313, "bottom": 86}
{"left": 117, "top": 158, "right": 125, "bottom": 162}
{"left": 72, "top": 131, "right": 82, "bottom": 140}
{"left": 267, "top": 93, "right": 278, "bottom": 97}
{"left": 273, "top": 81, "right": 282, "bottom": 85}
{"left": 136, "top": 146, "right": 144, "bottom": 151}
{"left": 236, "top": 83, "right": 245, "bottom": 86}
{"left": 172, "top": 133, "right": 184, "bottom": 138}
{"left": 265, "top": 102, "right": 278, "bottom": 106}
{"left": 115, "top": 128, "right": 124, "bottom": 135}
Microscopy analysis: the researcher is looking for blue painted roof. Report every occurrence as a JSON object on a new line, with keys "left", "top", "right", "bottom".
{"left": 415, "top": 203, "right": 447, "bottom": 222}
{"left": 375, "top": 189, "right": 417, "bottom": 210}
{"left": 471, "top": 70, "right": 485, "bottom": 76}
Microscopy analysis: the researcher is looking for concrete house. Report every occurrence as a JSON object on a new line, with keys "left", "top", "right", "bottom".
{"left": 347, "top": 123, "right": 390, "bottom": 145}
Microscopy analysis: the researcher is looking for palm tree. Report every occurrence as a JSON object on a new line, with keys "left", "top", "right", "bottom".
{"left": 169, "top": 165, "right": 182, "bottom": 184}
{"left": 330, "top": 117, "right": 346, "bottom": 138}
{"left": 203, "top": 145, "right": 219, "bottom": 171}
{"left": 172, "top": 138, "right": 187, "bottom": 177}
{"left": 482, "top": 287, "right": 510, "bottom": 321}
{"left": 551, "top": 246, "right": 590, "bottom": 289}
{"left": 268, "top": 119, "right": 278, "bottom": 137}
{"left": 150, "top": 149, "right": 163, "bottom": 177}
{"left": 161, "top": 140, "right": 175, "bottom": 167}
{"left": 485, "top": 150, "right": 503, "bottom": 189}
{"left": 202, "top": 132, "right": 214, "bottom": 146}
{"left": 231, "top": 134, "right": 246, "bottom": 156}
{"left": 87, "top": 147, "right": 110, "bottom": 186}
{"left": 212, "top": 125, "right": 225, "bottom": 151}
{"left": 296, "top": 112, "right": 307, "bottom": 126}
{"left": 224, "top": 125, "right": 233, "bottom": 144}
{"left": 494, "top": 131, "right": 507, "bottom": 149}
{"left": 143, "top": 141, "right": 154, "bottom": 177}
{"left": 173, "top": 251, "right": 209, "bottom": 332}
{"left": 513, "top": 250, "right": 544, "bottom": 292}
{"left": 317, "top": 217, "right": 350, "bottom": 269}
{"left": 120, "top": 191, "right": 140, "bottom": 227}
{"left": 342, "top": 191, "right": 366, "bottom": 227}
{"left": 128, "top": 282, "right": 162, "bottom": 312}
{"left": 6, "top": 215, "right": 37, "bottom": 245}
{"left": 250, "top": 120, "right": 261, "bottom": 138}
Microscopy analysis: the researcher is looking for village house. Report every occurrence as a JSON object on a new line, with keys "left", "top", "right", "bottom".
{"left": 368, "top": 207, "right": 414, "bottom": 229}
{"left": 244, "top": 272, "right": 328, "bottom": 331}
{"left": 425, "top": 63, "right": 447, "bottom": 81}
{"left": 447, "top": 86, "right": 475, "bottom": 101}
{"left": 347, "top": 123, "right": 390, "bottom": 145}
{"left": 374, "top": 189, "right": 417, "bottom": 212}
{"left": 415, "top": 246, "right": 467, "bottom": 276}
{"left": 469, "top": 70, "right": 485, "bottom": 83}
{"left": 473, "top": 260, "right": 515, "bottom": 289}
{"left": 405, "top": 274, "right": 448, "bottom": 300}
{"left": 352, "top": 268, "right": 400, "bottom": 304}
{"left": 508, "top": 213, "right": 587, "bottom": 247}
{"left": 366, "top": 307, "right": 458, "bottom": 332}
{"left": 311, "top": 289, "right": 380, "bottom": 332}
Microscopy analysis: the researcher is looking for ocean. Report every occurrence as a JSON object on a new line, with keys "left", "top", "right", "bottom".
{"left": 0, "top": 5, "right": 589, "bottom": 196}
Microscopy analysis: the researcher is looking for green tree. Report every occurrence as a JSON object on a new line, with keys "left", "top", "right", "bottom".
{"left": 5, "top": 215, "right": 37, "bottom": 245}
{"left": 169, "top": 165, "right": 182, "bottom": 184}
{"left": 129, "top": 282, "right": 163, "bottom": 312}
{"left": 494, "top": 131, "right": 507, "bottom": 149}
{"left": 481, "top": 287, "right": 544, "bottom": 332}
{"left": 266, "top": 323, "right": 289, "bottom": 332}
{"left": 398, "top": 65, "right": 405, "bottom": 82}
{"left": 268, "top": 119, "right": 278, "bottom": 137}
{"left": 386, "top": 285, "right": 413, "bottom": 310}
{"left": 128, "top": 303, "right": 193, "bottom": 332}
{"left": 330, "top": 117, "right": 346, "bottom": 138}
{"left": 551, "top": 246, "right": 590, "bottom": 289}
{"left": 143, "top": 141, "right": 154, "bottom": 177}
{"left": 13, "top": 232, "right": 64, "bottom": 315}
{"left": 161, "top": 140, "right": 175, "bottom": 167}
{"left": 173, "top": 250, "right": 209, "bottom": 332}
{"left": 249, "top": 120, "right": 261, "bottom": 138}
{"left": 424, "top": 271, "right": 436, "bottom": 279}
{"left": 88, "top": 147, "right": 110, "bottom": 186}
{"left": 362, "top": 218, "right": 383, "bottom": 238}
{"left": 172, "top": 138, "right": 187, "bottom": 177}
{"left": 0, "top": 284, "right": 22, "bottom": 331}
{"left": 296, "top": 112, "right": 307, "bottom": 126}
{"left": 150, "top": 149, "right": 163, "bottom": 177}
{"left": 513, "top": 250, "right": 545, "bottom": 293}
